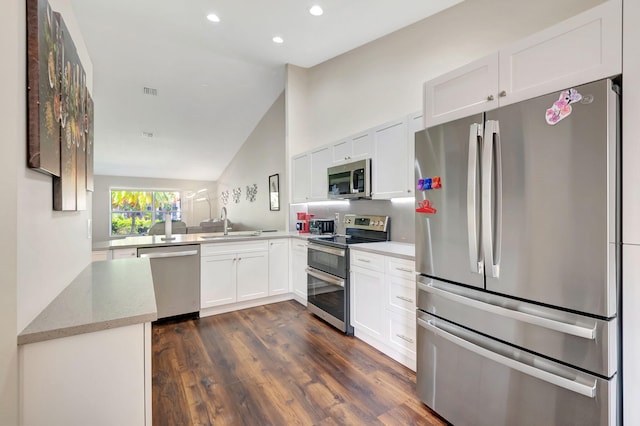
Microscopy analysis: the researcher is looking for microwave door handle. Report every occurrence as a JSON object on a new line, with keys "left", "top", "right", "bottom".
{"left": 467, "top": 123, "right": 483, "bottom": 274}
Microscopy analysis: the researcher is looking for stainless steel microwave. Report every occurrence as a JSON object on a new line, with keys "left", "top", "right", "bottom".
{"left": 327, "top": 158, "right": 371, "bottom": 199}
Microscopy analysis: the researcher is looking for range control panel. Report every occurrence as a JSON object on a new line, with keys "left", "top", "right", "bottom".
{"left": 344, "top": 214, "right": 389, "bottom": 232}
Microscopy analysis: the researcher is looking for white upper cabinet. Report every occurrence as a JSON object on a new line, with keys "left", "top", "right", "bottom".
{"left": 309, "top": 146, "right": 332, "bottom": 200}
{"left": 424, "top": 0, "right": 621, "bottom": 127}
{"left": 406, "top": 111, "right": 424, "bottom": 197}
{"left": 499, "top": 0, "right": 621, "bottom": 107}
{"left": 424, "top": 52, "right": 500, "bottom": 127}
{"left": 291, "top": 153, "right": 311, "bottom": 203}
{"left": 332, "top": 131, "right": 373, "bottom": 164}
{"left": 372, "top": 118, "right": 410, "bottom": 200}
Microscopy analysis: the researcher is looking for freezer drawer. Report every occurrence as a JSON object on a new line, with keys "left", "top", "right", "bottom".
{"left": 417, "top": 276, "right": 617, "bottom": 378}
{"left": 416, "top": 311, "right": 616, "bottom": 426}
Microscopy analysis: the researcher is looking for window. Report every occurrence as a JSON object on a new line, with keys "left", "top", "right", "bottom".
{"left": 110, "top": 190, "right": 182, "bottom": 236}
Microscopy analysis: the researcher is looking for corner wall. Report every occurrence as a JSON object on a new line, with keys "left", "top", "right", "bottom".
{"left": 0, "top": 0, "right": 21, "bottom": 422}
{"left": 91, "top": 175, "right": 217, "bottom": 242}
{"left": 216, "top": 92, "right": 287, "bottom": 231}
{"left": 16, "top": 0, "right": 94, "bottom": 333}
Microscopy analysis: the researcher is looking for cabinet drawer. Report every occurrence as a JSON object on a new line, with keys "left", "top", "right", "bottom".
{"left": 201, "top": 241, "right": 268, "bottom": 256}
{"left": 388, "top": 310, "right": 416, "bottom": 354}
{"left": 385, "top": 257, "right": 415, "bottom": 280}
{"left": 387, "top": 276, "right": 416, "bottom": 316}
{"left": 350, "top": 250, "right": 384, "bottom": 272}
{"left": 111, "top": 248, "right": 137, "bottom": 259}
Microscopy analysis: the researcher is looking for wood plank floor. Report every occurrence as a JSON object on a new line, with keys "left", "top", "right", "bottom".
{"left": 152, "top": 300, "right": 447, "bottom": 426}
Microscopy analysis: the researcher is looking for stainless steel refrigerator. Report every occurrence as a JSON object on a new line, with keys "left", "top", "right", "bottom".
{"left": 414, "top": 78, "right": 620, "bottom": 426}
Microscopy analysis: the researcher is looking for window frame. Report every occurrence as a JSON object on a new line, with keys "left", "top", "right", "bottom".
{"left": 109, "top": 187, "right": 183, "bottom": 237}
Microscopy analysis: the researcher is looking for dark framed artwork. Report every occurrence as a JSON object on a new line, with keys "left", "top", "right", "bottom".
{"left": 26, "top": 0, "right": 61, "bottom": 176}
{"left": 269, "top": 174, "right": 280, "bottom": 211}
{"left": 53, "top": 17, "right": 83, "bottom": 211}
{"left": 86, "top": 93, "right": 94, "bottom": 192}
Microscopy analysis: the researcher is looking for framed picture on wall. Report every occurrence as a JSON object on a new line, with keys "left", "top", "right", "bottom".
{"left": 269, "top": 174, "right": 280, "bottom": 211}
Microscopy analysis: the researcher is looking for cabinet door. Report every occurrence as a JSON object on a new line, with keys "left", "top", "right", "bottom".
{"left": 292, "top": 153, "right": 311, "bottom": 203}
{"left": 291, "top": 241, "right": 308, "bottom": 304}
{"left": 268, "top": 240, "right": 289, "bottom": 296}
{"left": 424, "top": 52, "right": 499, "bottom": 127}
{"left": 372, "top": 119, "right": 410, "bottom": 199}
{"left": 200, "top": 253, "right": 236, "bottom": 308}
{"left": 406, "top": 111, "right": 424, "bottom": 197}
{"left": 111, "top": 248, "right": 137, "bottom": 259}
{"left": 498, "top": 1, "right": 621, "bottom": 107}
{"left": 332, "top": 139, "right": 351, "bottom": 163}
{"left": 350, "top": 266, "right": 385, "bottom": 337}
{"left": 236, "top": 251, "right": 269, "bottom": 302}
{"left": 350, "top": 131, "right": 373, "bottom": 160}
{"left": 310, "top": 146, "right": 332, "bottom": 200}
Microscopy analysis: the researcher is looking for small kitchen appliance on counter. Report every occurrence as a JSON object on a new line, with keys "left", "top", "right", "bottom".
{"left": 308, "top": 218, "right": 335, "bottom": 235}
{"left": 306, "top": 214, "right": 389, "bottom": 334}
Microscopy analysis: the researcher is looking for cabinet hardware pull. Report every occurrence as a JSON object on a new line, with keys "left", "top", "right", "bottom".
{"left": 395, "top": 295, "right": 414, "bottom": 303}
{"left": 487, "top": 95, "right": 494, "bottom": 101}
{"left": 395, "top": 267, "right": 413, "bottom": 273}
{"left": 357, "top": 258, "right": 371, "bottom": 263}
{"left": 499, "top": 90, "right": 507, "bottom": 97}
{"left": 396, "top": 334, "right": 414, "bottom": 343}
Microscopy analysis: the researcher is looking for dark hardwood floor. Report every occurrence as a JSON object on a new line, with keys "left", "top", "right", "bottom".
{"left": 152, "top": 300, "right": 446, "bottom": 426}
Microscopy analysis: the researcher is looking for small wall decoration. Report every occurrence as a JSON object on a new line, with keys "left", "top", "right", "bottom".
{"left": 221, "top": 189, "right": 229, "bottom": 206}
{"left": 232, "top": 187, "right": 241, "bottom": 204}
{"left": 246, "top": 184, "right": 257, "bottom": 202}
{"left": 269, "top": 174, "right": 280, "bottom": 211}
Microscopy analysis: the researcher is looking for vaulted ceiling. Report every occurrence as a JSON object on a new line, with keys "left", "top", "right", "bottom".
{"left": 70, "top": 0, "right": 462, "bottom": 181}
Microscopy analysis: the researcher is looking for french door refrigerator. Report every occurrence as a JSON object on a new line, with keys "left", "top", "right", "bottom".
{"left": 415, "top": 78, "right": 620, "bottom": 426}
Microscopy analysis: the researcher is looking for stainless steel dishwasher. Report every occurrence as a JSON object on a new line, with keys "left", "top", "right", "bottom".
{"left": 138, "top": 245, "right": 200, "bottom": 320}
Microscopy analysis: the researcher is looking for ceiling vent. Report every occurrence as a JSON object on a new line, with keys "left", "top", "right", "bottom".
{"left": 143, "top": 87, "right": 158, "bottom": 96}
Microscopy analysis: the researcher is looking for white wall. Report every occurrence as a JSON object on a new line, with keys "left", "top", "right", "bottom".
{"left": 288, "top": 0, "right": 604, "bottom": 156}
{"left": 0, "top": 0, "right": 20, "bottom": 421}
{"left": 216, "top": 92, "right": 287, "bottom": 231}
{"left": 622, "top": 0, "right": 640, "bottom": 423}
{"left": 16, "top": 0, "right": 94, "bottom": 332}
{"left": 91, "top": 175, "right": 217, "bottom": 242}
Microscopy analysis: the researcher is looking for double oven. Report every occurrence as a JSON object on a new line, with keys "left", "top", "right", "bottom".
{"left": 306, "top": 214, "right": 389, "bottom": 334}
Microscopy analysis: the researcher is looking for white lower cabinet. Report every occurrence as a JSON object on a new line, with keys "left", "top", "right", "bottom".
{"left": 268, "top": 239, "right": 289, "bottom": 296}
{"left": 20, "top": 323, "right": 151, "bottom": 426}
{"left": 200, "top": 241, "right": 269, "bottom": 309}
{"left": 290, "top": 239, "right": 308, "bottom": 305}
{"left": 350, "top": 248, "right": 416, "bottom": 370}
{"left": 111, "top": 247, "right": 137, "bottom": 259}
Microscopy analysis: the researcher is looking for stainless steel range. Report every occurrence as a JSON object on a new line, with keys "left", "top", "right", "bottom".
{"left": 306, "top": 214, "right": 390, "bottom": 334}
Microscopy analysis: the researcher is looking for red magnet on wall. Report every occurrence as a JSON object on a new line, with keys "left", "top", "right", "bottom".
{"left": 416, "top": 199, "right": 437, "bottom": 214}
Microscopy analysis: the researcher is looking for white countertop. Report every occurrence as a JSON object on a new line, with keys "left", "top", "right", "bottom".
{"left": 18, "top": 258, "right": 157, "bottom": 345}
{"left": 349, "top": 241, "right": 415, "bottom": 261}
{"left": 93, "top": 230, "right": 300, "bottom": 251}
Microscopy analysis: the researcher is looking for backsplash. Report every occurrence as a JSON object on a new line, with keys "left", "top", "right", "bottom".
{"left": 290, "top": 198, "right": 416, "bottom": 243}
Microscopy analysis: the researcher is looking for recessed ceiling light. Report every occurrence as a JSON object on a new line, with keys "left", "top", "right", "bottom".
{"left": 206, "top": 13, "right": 220, "bottom": 23}
{"left": 309, "top": 5, "right": 323, "bottom": 16}
{"left": 272, "top": 36, "right": 284, "bottom": 44}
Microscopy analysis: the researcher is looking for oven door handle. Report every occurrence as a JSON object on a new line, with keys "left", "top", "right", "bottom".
{"left": 306, "top": 267, "right": 345, "bottom": 288}
{"left": 308, "top": 244, "right": 346, "bottom": 257}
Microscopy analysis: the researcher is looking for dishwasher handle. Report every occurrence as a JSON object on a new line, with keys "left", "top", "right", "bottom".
{"left": 139, "top": 249, "right": 198, "bottom": 259}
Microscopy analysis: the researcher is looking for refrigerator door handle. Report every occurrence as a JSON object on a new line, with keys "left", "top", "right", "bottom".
{"left": 417, "top": 316, "right": 597, "bottom": 398}
{"left": 482, "top": 120, "right": 502, "bottom": 278}
{"left": 417, "top": 279, "right": 596, "bottom": 339}
{"left": 467, "top": 123, "right": 483, "bottom": 274}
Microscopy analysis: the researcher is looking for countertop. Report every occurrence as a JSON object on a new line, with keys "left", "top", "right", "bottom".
{"left": 93, "top": 230, "right": 301, "bottom": 251}
{"left": 349, "top": 241, "right": 415, "bottom": 261}
{"left": 18, "top": 258, "right": 157, "bottom": 345}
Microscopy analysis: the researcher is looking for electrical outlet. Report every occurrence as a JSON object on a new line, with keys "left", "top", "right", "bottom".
{"left": 87, "top": 219, "right": 92, "bottom": 239}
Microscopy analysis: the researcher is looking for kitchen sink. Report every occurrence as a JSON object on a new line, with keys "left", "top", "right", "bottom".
{"left": 199, "top": 231, "right": 262, "bottom": 240}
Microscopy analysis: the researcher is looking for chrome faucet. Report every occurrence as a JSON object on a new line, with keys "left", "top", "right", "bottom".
{"left": 221, "top": 207, "right": 228, "bottom": 235}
